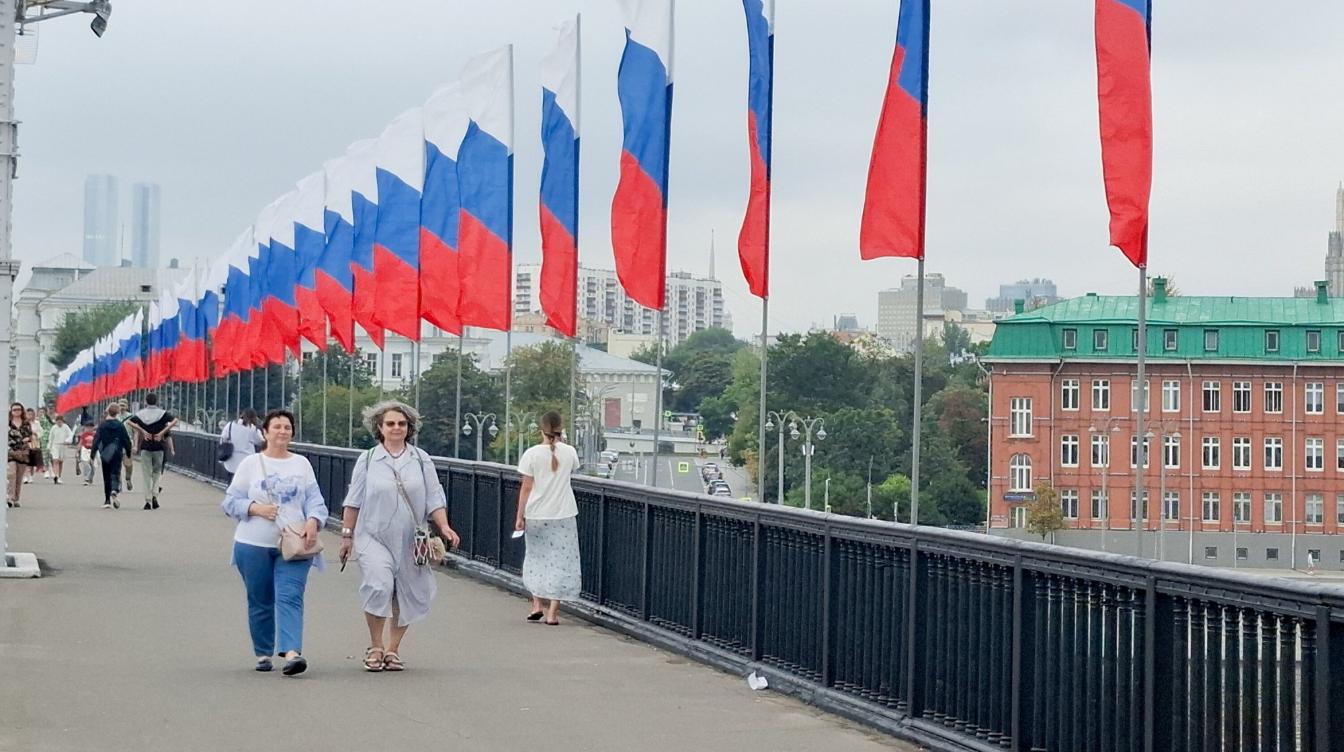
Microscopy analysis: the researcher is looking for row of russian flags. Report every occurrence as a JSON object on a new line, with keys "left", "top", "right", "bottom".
{"left": 56, "top": 0, "right": 1152, "bottom": 414}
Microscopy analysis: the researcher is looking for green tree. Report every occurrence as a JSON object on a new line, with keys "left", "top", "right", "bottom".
{"left": 927, "top": 384, "right": 988, "bottom": 488}
{"left": 696, "top": 393, "right": 736, "bottom": 442}
{"left": 413, "top": 349, "right": 504, "bottom": 459}
{"left": 507, "top": 340, "right": 581, "bottom": 417}
{"left": 872, "top": 473, "right": 912, "bottom": 522}
{"left": 49, "top": 301, "right": 141, "bottom": 370}
{"left": 1025, "top": 483, "right": 1065, "bottom": 541}
{"left": 942, "top": 322, "right": 972, "bottom": 357}
{"left": 673, "top": 352, "right": 734, "bottom": 413}
{"left": 297, "top": 384, "right": 380, "bottom": 448}
{"left": 298, "top": 346, "right": 374, "bottom": 394}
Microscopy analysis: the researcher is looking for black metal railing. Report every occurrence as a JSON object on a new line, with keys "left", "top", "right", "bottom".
{"left": 170, "top": 431, "right": 1344, "bottom": 752}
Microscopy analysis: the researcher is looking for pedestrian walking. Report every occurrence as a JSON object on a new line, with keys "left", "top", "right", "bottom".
{"left": 37, "top": 407, "right": 52, "bottom": 479}
{"left": 77, "top": 422, "right": 96, "bottom": 485}
{"left": 220, "top": 409, "right": 327, "bottom": 676}
{"left": 129, "top": 393, "right": 176, "bottom": 510}
{"left": 24, "top": 408, "right": 43, "bottom": 484}
{"left": 116, "top": 399, "right": 135, "bottom": 493}
{"left": 6, "top": 402, "right": 32, "bottom": 508}
{"left": 46, "top": 415, "right": 73, "bottom": 484}
{"left": 337, "top": 400, "right": 460, "bottom": 672}
{"left": 219, "top": 408, "right": 263, "bottom": 484}
{"left": 514, "top": 410, "right": 582, "bottom": 626}
{"left": 91, "top": 404, "right": 131, "bottom": 509}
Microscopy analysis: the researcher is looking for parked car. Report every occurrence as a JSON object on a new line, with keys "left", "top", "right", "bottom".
{"left": 710, "top": 486, "right": 732, "bottom": 497}
{"left": 707, "top": 480, "right": 730, "bottom": 493}
{"left": 582, "top": 463, "right": 613, "bottom": 479}
{"left": 600, "top": 450, "right": 620, "bottom": 463}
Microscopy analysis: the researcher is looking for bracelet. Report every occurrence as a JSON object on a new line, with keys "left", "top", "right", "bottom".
{"left": 341, "top": 534, "right": 353, "bottom": 539}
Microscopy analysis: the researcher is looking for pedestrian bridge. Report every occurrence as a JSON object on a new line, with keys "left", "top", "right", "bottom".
{"left": 7, "top": 432, "right": 1344, "bottom": 752}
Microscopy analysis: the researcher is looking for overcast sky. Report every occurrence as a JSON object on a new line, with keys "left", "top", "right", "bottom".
{"left": 13, "top": 1, "right": 1344, "bottom": 337}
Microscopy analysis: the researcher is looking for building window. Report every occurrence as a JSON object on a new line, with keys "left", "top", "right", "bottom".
{"left": 1090, "top": 490, "right": 1109, "bottom": 520}
{"left": 1090, "top": 434, "right": 1110, "bottom": 468}
{"left": 1204, "top": 329, "right": 1219, "bottom": 351}
{"left": 1264, "top": 329, "right": 1280, "bottom": 353}
{"left": 1130, "top": 490, "right": 1149, "bottom": 522}
{"left": 1236, "top": 547, "right": 1248, "bottom": 561}
{"left": 1306, "top": 494, "right": 1325, "bottom": 524}
{"left": 1131, "top": 328, "right": 1139, "bottom": 352}
{"left": 1337, "top": 383, "right": 1344, "bottom": 414}
{"left": 1306, "top": 382, "right": 1324, "bottom": 414}
{"left": 1336, "top": 494, "right": 1344, "bottom": 524}
{"left": 1060, "top": 379, "right": 1079, "bottom": 411}
{"left": 1266, "top": 548, "right": 1279, "bottom": 561}
{"left": 1201, "top": 436, "right": 1220, "bottom": 470}
{"left": 1162, "top": 380, "right": 1180, "bottom": 412}
{"left": 1130, "top": 379, "right": 1150, "bottom": 412}
{"left": 1009, "top": 398, "right": 1032, "bottom": 437}
{"left": 1009, "top": 507, "right": 1027, "bottom": 528}
{"left": 1202, "top": 492, "right": 1220, "bottom": 523}
{"left": 1163, "top": 434, "right": 1180, "bottom": 469}
{"left": 1092, "top": 380, "right": 1110, "bottom": 411}
{"left": 1201, "top": 380, "right": 1221, "bottom": 412}
{"left": 1232, "top": 437, "right": 1252, "bottom": 470}
{"left": 1306, "top": 437, "right": 1325, "bottom": 471}
{"left": 1264, "top": 382, "right": 1283, "bottom": 413}
{"left": 1162, "top": 491, "right": 1180, "bottom": 521}
{"left": 390, "top": 353, "right": 403, "bottom": 378}
{"left": 364, "top": 353, "right": 378, "bottom": 375}
{"left": 1264, "top": 437, "right": 1283, "bottom": 471}
{"left": 1060, "top": 435, "right": 1079, "bottom": 467}
{"left": 1233, "top": 381, "right": 1252, "bottom": 413}
{"left": 1093, "top": 329, "right": 1108, "bottom": 351}
{"left": 1128, "top": 432, "right": 1150, "bottom": 467}
{"left": 1061, "top": 490, "right": 1079, "bottom": 520}
{"left": 1233, "top": 492, "right": 1251, "bottom": 524}
{"left": 1163, "top": 328, "right": 1178, "bottom": 351}
{"left": 1009, "top": 454, "right": 1032, "bottom": 491}
{"left": 1062, "top": 328, "right": 1077, "bottom": 350}
{"left": 1264, "top": 493, "right": 1283, "bottom": 523}
{"left": 1339, "top": 330, "right": 1344, "bottom": 353}
{"left": 1307, "top": 330, "right": 1322, "bottom": 353}
{"left": 1204, "top": 547, "right": 1218, "bottom": 560}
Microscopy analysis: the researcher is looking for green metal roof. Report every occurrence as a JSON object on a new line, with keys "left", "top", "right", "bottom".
{"left": 987, "top": 294, "right": 1344, "bottom": 362}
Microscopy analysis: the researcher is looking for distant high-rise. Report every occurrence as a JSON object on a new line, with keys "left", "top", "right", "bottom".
{"left": 986, "top": 278, "right": 1059, "bottom": 313}
{"left": 1326, "top": 183, "right": 1344, "bottom": 296}
{"left": 130, "top": 182, "right": 161, "bottom": 268}
{"left": 876, "top": 273, "right": 968, "bottom": 352}
{"left": 82, "top": 174, "right": 118, "bottom": 267}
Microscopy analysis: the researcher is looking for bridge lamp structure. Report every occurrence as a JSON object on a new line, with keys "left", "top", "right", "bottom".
{"left": 462, "top": 412, "right": 498, "bottom": 461}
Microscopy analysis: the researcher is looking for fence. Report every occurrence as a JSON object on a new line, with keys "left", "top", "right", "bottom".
{"left": 171, "top": 430, "right": 1344, "bottom": 752}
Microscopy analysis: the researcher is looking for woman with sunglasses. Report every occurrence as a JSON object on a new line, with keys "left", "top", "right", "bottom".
{"left": 338, "top": 400, "right": 460, "bottom": 672}
{"left": 6, "top": 403, "right": 32, "bottom": 508}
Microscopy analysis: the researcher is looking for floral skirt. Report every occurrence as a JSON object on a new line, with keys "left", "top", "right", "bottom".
{"left": 522, "top": 516, "right": 582, "bottom": 601}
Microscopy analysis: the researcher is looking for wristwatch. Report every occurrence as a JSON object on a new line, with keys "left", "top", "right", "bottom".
{"left": 341, "top": 527, "right": 353, "bottom": 538}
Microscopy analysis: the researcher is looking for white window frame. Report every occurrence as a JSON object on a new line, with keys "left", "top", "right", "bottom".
{"left": 1090, "top": 490, "right": 1109, "bottom": 520}
{"left": 1306, "top": 382, "right": 1324, "bottom": 415}
{"left": 1306, "top": 493, "right": 1325, "bottom": 524}
{"left": 1130, "top": 435, "right": 1151, "bottom": 469}
{"left": 1062, "top": 328, "right": 1077, "bottom": 350}
{"left": 1265, "top": 329, "right": 1280, "bottom": 353}
{"left": 1264, "top": 492, "right": 1283, "bottom": 524}
{"left": 1163, "top": 435, "right": 1180, "bottom": 469}
{"left": 1264, "top": 382, "right": 1283, "bottom": 414}
{"left": 1264, "top": 437, "right": 1284, "bottom": 471}
{"left": 1202, "top": 491, "right": 1220, "bottom": 523}
{"left": 1202, "top": 380, "right": 1221, "bottom": 412}
{"left": 1060, "top": 379, "right": 1079, "bottom": 411}
{"left": 1337, "top": 438, "right": 1344, "bottom": 472}
{"left": 1093, "top": 329, "right": 1108, "bottom": 351}
{"left": 1061, "top": 490, "right": 1079, "bottom": 520}
{"left": 1009, "top": 507, "right": 1027, "bottom": 529}
{"left": 1130, "top": 379, "right": 1150, "bottom": 413}
{"left": 390, "top": 353, "right": 403, "bottom": 379}
{"left": 1008, "top": 454, "right": 1032, "bottom": 492}
{"left": 1232, "top": 492, "right": 1251, "bottom": 524}
{"left": 1336, "top": 493, "right": 1344, "bottom": 525}
{"left": 1232, "top": 381, "right": 1252, "bottom": 413}
{"left": 1009, "top": 398, "right": 1032, "bottom": 437}
{"left": 1163, "top": 329, "right": 1178, "bottom": 352}
{"left": 1232, "top": 437, "right": 1252, "bottom": 471}
{"left": 1161, "top": 380, "right": 1180, "bottom": 413}
{"left": 1307, "top": 330, "right": 1322, "bottom": 353}
{"left": 1204, "top": 329, "right": 1219, "bottom": 351}
{"left": 1162, "top": 491, "right": 1180, "bottom": 521}
{"left": 1059, "top": 435, "right": 1079, "bottom": 468}
{"left": 1306, "top": 437, "right": 1325, "bottom": 472}
{"left": 1090, "top": 434, "right": 1110, "bottom": 468}
{"left": 1092, "top": 380, "right": 1111, "bottom": 411}
{"left": 1337, "top": 383, "right": 1344, "bottom": 414}
{"left": 1201, "top": 436, "right": 1220, "bottom": 470}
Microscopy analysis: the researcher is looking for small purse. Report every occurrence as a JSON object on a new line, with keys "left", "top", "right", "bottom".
{"left": 259, "top": 455, "right": 324, "bottom": 562}
{"left": 217, "top": 441, "right": 234, "bottom": 462}
{"left": 7, "top": 448, "right": 27, "bottom": 464}
{"left": 391, "top": 454, "right": 445, "bottom": 566}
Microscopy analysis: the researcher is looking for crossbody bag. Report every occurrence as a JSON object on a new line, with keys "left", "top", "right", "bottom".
{"left": 383, "top": 448, "right": 446, "bottom": 566}
{"left": 258, "top": 454, "right": 324, "bottom": 561}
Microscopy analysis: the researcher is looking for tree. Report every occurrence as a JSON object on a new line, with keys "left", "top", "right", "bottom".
{"left": 942, "top": 322, "right": 972, "bottom": 358}
{"left": 413, "top": 349, "right": 504, "bottom": 459}
{"left": 927, "top": 384, "right": 988, "bottom": 488}
{"left": 629, "top": 341, "right": 661, "bottom": 366}
{"left": 871, "top": 473, "right": 912, "bottom": 522}
{"left": 1146, "top": 275, "right": 1181, "bottom": 297}
{"left": 696, "top": 393, "right": 736, "bottom": 442}
{"left": 297, "top": 384, "right": 380, "bottom": 448}
{"left": 298, "top": 346, "right": 374, "bottom": 394}
{"left": 49, "top": 300, "right": 141, "bottom": 370}
{"left": 507, "top": 341, "right": 581, "bottom": 418}
{"left": 1025, "top": 483, "right": 1066, "bottom": 541}
{"left": 673, "top": 352, "right": 734, "bottom": 413}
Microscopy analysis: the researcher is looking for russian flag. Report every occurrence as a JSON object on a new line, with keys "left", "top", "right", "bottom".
{"left": 348, "top": 140, "right": 385, "bottom": 350}
{"left": 243, "top": 228, "right": 270, "bottom": 369}
{"left": 539, "top": 17, "right": 581, "bottom": 337}
{"left": 173, "top": 275, "right": 202, "bottom": 383}
{"left": 372, "top": 108, "right": 425, "bottom": 341}
{"left": 113, "top": 311, "right": 143, "bottom": 395}
{"left": 859, "top": 0, "right": 929, "bottom": 261}
{"left": 257, "top": 192, "right": 301, "bottom": 361}
{"left": 738, "top": 0, "right": 773, "bottom": 298}
{"left": 216, "top": 230, "right": 254, "bottom": 375}
{"left": 457, "top": 46, "right": 515, "bottom": 332}
{"left": 293, "top": 171, "right": 328, "bottom": 349}
{"left": 612, "top": 0, "right": 673, "bottom": 311}
{"left": 1095, "top": 0, "right": 1151, "bottom": 268}
{"left": 152, "top": 289, "right": 180, "bottom": 388}
{"left": 319, "top": 142, "right": 371, "bottom": 354}
{"left": 202, "top": 254, "right": 228, "bottom": 370}
{"left": 421, "top": 85, "right": 468, "bottom": 336}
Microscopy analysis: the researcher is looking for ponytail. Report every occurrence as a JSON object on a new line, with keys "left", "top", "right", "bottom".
{"left": 539, "top": 410, "right": 564, "bottom": 472}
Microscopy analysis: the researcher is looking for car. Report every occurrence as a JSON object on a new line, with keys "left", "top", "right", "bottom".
{"left": 710, "top": 487, "right": 732, "bottom": 497}
{"left": 582, "top": 463, "right": 613, "bottom": 479}
{"left": 701, "top": 462, "right": 719, "bottom": 472}
{"left": 708, "top": 480, "right": 730, "bottom": 492}
{"left": 600, "top": 450, "right": 620, "bottom": 463}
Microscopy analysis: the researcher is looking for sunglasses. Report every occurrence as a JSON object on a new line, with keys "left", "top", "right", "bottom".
{"left": 383, "top": 420, "right": 409, "bottom": 428}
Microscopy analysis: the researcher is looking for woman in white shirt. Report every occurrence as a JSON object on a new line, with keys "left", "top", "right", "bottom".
{"left": 220, "top": 408, "right": 264, "bottom": 481}
{"left": 514, "top": 410, "right": 582, "bottom": 626}
{"left": 45, "top": 415, "right": 73, "bottom": 483}
{"left": 219, "top": 409, "right": 328, "bottom": 676}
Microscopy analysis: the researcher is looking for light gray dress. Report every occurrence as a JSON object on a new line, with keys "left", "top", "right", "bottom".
{"left": 343, "top": 445, "right": 446, "bottom": 627}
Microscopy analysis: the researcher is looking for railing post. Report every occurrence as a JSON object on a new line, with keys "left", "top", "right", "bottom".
{"left": 466, "top": 465, "right": 478, "bottom": 557}
{"left": 750, "top": 514, "right": 763, "bottom": 661}
{"left": 1009, "top": 556, "right": 1028, "bottom": 751}
{"left": 1144, "top": 576, "right": 1160, "bottom": 752}
{"left": 820, "top": 522, "right": 834, "bottom": 688}
{"left": 1316, "top": 605, "right": 1339, "bottom": 752}
{"left": 595, "top": 488, "right": 607, "bottom": 605}
{"left": 905, "top": 537, "right": 923, "bottom": 717}
{"left": 496, "top": 470, "right": 507, "bottom": 565}
{"left": 691, "top": 506, "right": 703, "bottom": 640}
{"left": 640, "top": 500, "right": 652, "bottom": 622}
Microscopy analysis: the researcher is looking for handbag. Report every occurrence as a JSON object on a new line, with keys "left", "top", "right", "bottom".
{"left": 390, "top": 451, "right": 445, "bottom": 566}
{"left": 258, "top": 455, "right": 324, "bottom": 562}
{"left": 7, "top": 448, "right": 27, "bottom": 464}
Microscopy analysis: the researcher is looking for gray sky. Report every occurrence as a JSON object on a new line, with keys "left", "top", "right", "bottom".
{"left": 14, "top": 1, "right": 1344, "bottom": 337}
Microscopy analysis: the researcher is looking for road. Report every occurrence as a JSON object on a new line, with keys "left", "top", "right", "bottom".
{"left": 608, "top": 453, "right": 756, "bottom": 501}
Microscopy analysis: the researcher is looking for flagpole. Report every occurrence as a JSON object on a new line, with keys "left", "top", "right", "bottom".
{"left": 263, "top": 364, "right": 270, "bottom": 413}
{"left": 454, "top": 330, "right": 464, "bottom": 458}
{"left": 412, "top": 336, "right": 421, "bottom": 440}
{"left": 570, "top": 12, "right": 582, "bottom": 447}
{"left": 347, "top": 355, "right": 354, "bottom": 447}
{"left": 321, "top": 343, "right": 328, "bottom": 445}
{"left": 569, "top": 337, "right": 578, "bottom": 446}
{"left": 911, "top": 257, "right": 924, "bottom": 526}
{"left": 504, "top": 330, "right": 512, "bottom": 464}
{"left": 1134, "top": 264, "right": 1148, "bottom": 557}
{"left": 378, "top": 343, "right": 386, "bottom": 402}
{"left": 758, "top": 295, "right": 768, "bottom": 502}
{"left": 651, "top": 309, "right": 664, "bottom": 488}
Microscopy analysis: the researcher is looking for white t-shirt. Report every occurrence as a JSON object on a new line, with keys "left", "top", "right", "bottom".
{"left": 225, "top": 453, "right": 321, "bottom": 548}
{"left": 516, "top": 441, "right": 580, "bottom": 520}
{"left": 220, "top": 420, "right": 264, "bottom": 474}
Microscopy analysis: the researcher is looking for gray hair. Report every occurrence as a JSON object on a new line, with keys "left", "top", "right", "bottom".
{"left": 362, "top": 400, "right": 420, "bottom": 443}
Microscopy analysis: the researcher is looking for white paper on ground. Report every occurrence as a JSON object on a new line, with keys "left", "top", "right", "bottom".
{"left": 511, "top": 530, "right": 525, "bottom": 539}
{"left": 747, "top": 671, "right": 768, "bottom": 691}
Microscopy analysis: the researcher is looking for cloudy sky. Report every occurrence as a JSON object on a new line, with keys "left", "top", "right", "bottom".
{"left": 13, "top": 1, "right": 1344, "bottom": 337}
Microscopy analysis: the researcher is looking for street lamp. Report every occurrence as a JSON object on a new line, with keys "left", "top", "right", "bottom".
{"left": 461, "top": 412, "right": 498, "bottom": 461}
{"left": 507, "top": 412, "right": 538, "bottom": 461}
{"left": 764, "top": 410, "right": 798, "bottom": 504}
{"left": 792, "top": 415, "right": 826, "bottom": 510}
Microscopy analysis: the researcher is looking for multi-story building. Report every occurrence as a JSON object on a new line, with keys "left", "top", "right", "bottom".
{"left": 82, "top": 174, "right": 119, "bottom": 267}
{"left": 985, "top": 279, "right": 1344, "bottom": 570}
{"left": 130, "top": 182, "right": 161, "bottom": 269}
{"left": 876, "top": 273, "right": 967, "bottom": 351}
{"left": 985, "top": 278, "right": 1059, "bottom": 313}
{"left": 514, "top": 264, "right": 730, "bottom": 348}
{"left": 1323, "top": 183, "right": 1344, "bottom": 296}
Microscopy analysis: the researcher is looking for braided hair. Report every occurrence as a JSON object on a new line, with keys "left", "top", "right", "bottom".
{"left": 540, "top": 410, "right": 564, "bottom": 471}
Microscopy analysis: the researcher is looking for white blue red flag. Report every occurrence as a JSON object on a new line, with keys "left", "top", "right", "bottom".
{"left": 319, "top": 142, "right": 371, "bottom": 353}
{"left": 216, "top": 229, "right": 255, "bottom": 374}
{"left": 1095, "top": 0, "right": 1151, "bottom": 268}
{"left": 738, "top": 0, "right": 773, "bottom": 298}
{"left": 539, "top": 17, "right": 581, "bottom": 337}
{"left": 421, "top": 84, "right": 468, "bottom": 336}
{"left": 257, "top": 192, "right": 301, "bottom": 363}
{"left": 457, "top": 46, "right": 515, "bottom": 332}
{"left": 860, "top": 0, "right": 929, "bottom": 261}
{"left": 293, "top": 171, "right": 328, "bottom": 348}
{"left": 373, "top": 108, "right": 425, "bottom": 341}
{"left": 347, "top": 139, "right": 384, "bottom": 349}
{"left": 612, "top": 0, "right": 673, "bottom": 310}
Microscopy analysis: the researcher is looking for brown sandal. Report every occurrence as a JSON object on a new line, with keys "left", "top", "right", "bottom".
{"left": 382, "top": 651, "right": 404, "bottom": 671}
{"left": 363, "top": 647, "right": 384, "bottom": 672}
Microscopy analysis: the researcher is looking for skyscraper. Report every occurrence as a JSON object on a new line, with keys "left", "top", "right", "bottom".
{"left": 130, "top": 182, "right": 161, "bottom": 268}
{"left": 82, "top": 174, "right": 118, "bottom": 267}
{"left": 1326, "top": 183, "right": 1344, "bottom": 296}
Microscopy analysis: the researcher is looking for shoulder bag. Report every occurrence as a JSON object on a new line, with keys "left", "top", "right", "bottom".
{"left": 217, "top": 423, "right": 234, "bottom": 462}
{"left": 259, "top": 454, "right": 324, "bottom": 561}
{"left": 388, "top": 449, "right": 446, "bottom": 566}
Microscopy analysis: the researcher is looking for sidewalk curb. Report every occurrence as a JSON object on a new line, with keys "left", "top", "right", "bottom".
{"left": 0, "top": 552, "right": 41, "bottom": 578}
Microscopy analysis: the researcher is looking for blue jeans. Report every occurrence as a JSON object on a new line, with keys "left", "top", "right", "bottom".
{"left": 233, "top": 542, "right": 311, "bottom": 657}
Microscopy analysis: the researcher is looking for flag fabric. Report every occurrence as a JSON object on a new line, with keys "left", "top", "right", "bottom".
{"left": 293, "top": 171, "right": 328, "bottom": 348}
{"left": 216, "top": 229, "right": 255, "bottom": 374}
{"left": 319, "top": 143, "right": 370, "bottom": 353}
{"left": 738, "top": 0, "right": 773, "bottom": 298}
{"left": 859, "top": 0, "right": 930, "bottom": 261}
{"left": 372, "top": 108, "right": 425, "bottom": 341}
{"left": 257, "top": 191, "right": 301, "bottom": 361}
{"left": 243, "top": 226, "right": 269, "bottom": 368}
{"left": 612, "top": 0, "right": 673, "bottom": 310}
{"left": 421, "top": 84, "right": 468, "bottom": 336}
{"left": 1095, "top": 0, "right": 1152, "bottom": 268}
{"left": 347, "top": 140, "right": 385, "bottom": 349}
{"left": 457, "top": 46, "right": 515, "bottom": 332}
{"left": 173, "top": 271, "right": 207, "bottom": 383}
{"left": 113, "top": 310, "right": 144, "bottom": 394}
{"left": 202, "top": 254, "right": 228, "bottom": 367}
{"left": 539, "top": 17, "right": 581, "bottom": 337}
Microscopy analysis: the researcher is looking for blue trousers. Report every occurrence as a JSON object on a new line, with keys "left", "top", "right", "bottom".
{"left": 233, "top": 542, "right": 311, "bottom": 657}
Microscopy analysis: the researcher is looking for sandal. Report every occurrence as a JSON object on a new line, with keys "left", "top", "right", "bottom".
{"left": 526, "top": 611, "right": 544, "bottom": 622}
{"left": 363, "top": 647, "right": 385, "bottom": 672}
{"left": 382, "top": 651, "right": 404, "bottom": 672}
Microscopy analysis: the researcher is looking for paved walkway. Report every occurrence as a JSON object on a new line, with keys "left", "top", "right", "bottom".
{"left": 0, "top": 468, "right": 914, "bottom": 752}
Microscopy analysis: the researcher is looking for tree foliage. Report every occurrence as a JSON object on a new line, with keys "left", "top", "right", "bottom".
{"left": 1025, "top": 483, "right": 1066, "bottom": 541}
{"left": 49, "top": 300, "right": 141, "bottom": 370}
{"left": 413, "top": 349, "right": 504, "bottom": 459}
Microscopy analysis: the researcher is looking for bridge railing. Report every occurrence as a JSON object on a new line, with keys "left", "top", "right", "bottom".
{"left": 170, "top": 430, "right": 1344, "bottom": 752}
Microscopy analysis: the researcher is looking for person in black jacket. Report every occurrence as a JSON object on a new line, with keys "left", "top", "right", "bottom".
{"left": 91, "top": 404, "right": 132, "bottom": 509}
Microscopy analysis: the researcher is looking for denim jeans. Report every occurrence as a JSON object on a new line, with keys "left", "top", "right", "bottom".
{"left": 233, "top": 542, "right": 311, "bottom": 656}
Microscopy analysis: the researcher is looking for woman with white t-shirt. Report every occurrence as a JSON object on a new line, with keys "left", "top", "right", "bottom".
{"left": 514, "top": 410, "right": 582, "bottom": 626}
{"left": 220, "top": 409, "right": 328, "bottom": 676}
{"left": 219, "top": 408, "right": 263, "bottom": 482}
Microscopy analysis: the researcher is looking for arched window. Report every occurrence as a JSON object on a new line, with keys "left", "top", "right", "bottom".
{"left": 1009, "top": 454, "right": 1032, "bottom": 492}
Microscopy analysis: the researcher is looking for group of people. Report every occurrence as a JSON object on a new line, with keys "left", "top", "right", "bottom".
{"left": 220, "top": 401, "right": 583, "bottom": 676}
{"left": 4, "top": 395, "right": 176, "bottom": 510}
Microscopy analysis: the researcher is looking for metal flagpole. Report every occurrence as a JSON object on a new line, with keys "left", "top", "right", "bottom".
{"left": 651, "top": 309, "right": 664, "bottom": 488}
{"left": 911, "top": 257, "right": 924, "bottom": 525}
{"left": 412, "top": 337, "right": 421, "bottom": 446}
{"left": 378, "top": 344, "right": 386, "bottom": 401}
{"left": 263, "top": 364, "right": 270, "bottom": 413}
{"left": 454, "top": 330, "right": 464, "bottom": 458}
{"left": 321, "top": 345, "right": 328, "bottom": 445}
{"left": 504, "top": 330, "right": 512, "bottom": 464}
{"left": 569, "top": 14, "right": 582, "bottom": 447}
{"left": 347, "top": 356, "right": 354, "bottom": 447}
{"left": 569, "top": 339, "right": 577, "bottom": 445}
{"left": 758, "top": 296, "right": 768, "bottom": 502}
{"left": 1134, "top": 265, "right": 1148, "bottom": 557}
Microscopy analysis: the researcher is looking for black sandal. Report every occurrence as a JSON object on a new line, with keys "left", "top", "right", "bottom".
{"left": 255, "top": 657, "right": 273, "bottom": 672}
{"left": 281, "top": 655, "right": 307, "bottom": 676}
{"left": 526, "top": 611, "right": 544, "bottom": 622}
